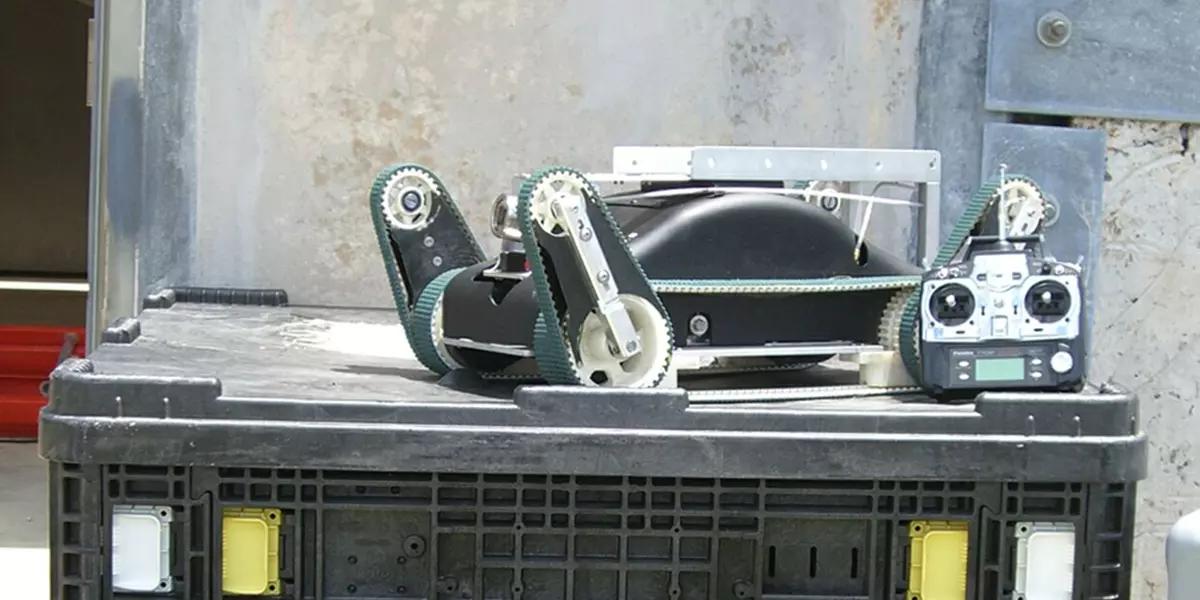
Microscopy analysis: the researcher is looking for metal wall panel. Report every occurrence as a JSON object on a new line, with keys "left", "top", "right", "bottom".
{"left": 980, "top": 122, "right": 1106, "bottom": 345}
{"left": 987, "top": 0, "right": 1200, "bottom": 122}
{"left": 88, "top": 0, "right": 145, "bottom": 349}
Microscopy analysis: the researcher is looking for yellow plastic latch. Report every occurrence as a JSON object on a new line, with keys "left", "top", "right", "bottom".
{"left": 907, "top": 520, "right": 969, "bottom": 600}
{"left": 222, "top": 507, "right": 282, "bottom": 596}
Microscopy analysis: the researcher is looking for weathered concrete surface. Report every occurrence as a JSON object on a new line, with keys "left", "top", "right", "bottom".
{"left": 1080, "top": 118, "right": 1199, "bottom": 600}
{"left": 190, "top": 0, "right": 923, "bottom": 307}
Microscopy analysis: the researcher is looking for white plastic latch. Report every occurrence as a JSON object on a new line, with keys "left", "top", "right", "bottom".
{"left": 112, "top": 505, "right": 173, "bottom": 593}
{"left": 1014, "top": 521, "right": 1075, "bottom": 600}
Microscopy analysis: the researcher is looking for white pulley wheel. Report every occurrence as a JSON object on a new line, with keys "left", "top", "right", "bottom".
{"left": 998, "top": 179, "right": 1046, "bottom": 237}
{"left": 529, "top": 172, "right": 588, "bottom": 237}
{"left": 381, "top": 169, "right": 436, "bottom": 230}
{"left": 576, "top": 294, "right": 671, "bottom": 388}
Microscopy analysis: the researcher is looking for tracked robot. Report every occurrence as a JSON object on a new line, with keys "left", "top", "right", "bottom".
{"left": 370, "top": 148, "right": 1076, "bottom": 395}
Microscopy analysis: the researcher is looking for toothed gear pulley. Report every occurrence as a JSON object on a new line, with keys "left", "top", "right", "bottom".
{"left": 996, "top": 178, "right": 1046, "bottom": 237}
{"left": 380, "top": 167, "right": 438, "bottom": 230}
{"left": 530, "top": 172, "right": 588, "bottom": 237}
{"left": 878, "top": 289, "right": 914, "bottom": 351}
{"left": 575, "top": 294, "right": 673, "bottom": 387}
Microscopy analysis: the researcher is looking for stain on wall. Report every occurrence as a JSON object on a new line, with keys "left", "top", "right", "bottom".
{"left": 1080, "top": 118, "right": 1199, "bottom": 600}
{"left": 189, "top": 0, "right": 923, "bottom": 307}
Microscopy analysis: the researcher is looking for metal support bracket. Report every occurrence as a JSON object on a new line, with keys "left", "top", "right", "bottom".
{"left": 608, "top": 146, "right": 943, "bottom": 267}
{"left": 548, "top": 194, "right": 641, "bottom": 359}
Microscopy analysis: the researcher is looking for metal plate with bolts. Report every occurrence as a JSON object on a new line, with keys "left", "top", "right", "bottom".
{"left": 987, "top": 0, "right": 1200, "bottom": 122}
{"left": 981, "top": 123, "right": 1105, "bottom": 348}
{"left": 611, "top": 146, "right": 942, "bottom": 184}
{"left": 608, "top": 146, "right": 942, "bottom": 266}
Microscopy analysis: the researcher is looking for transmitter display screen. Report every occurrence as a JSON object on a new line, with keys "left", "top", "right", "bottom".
{"left": 974, "top": 357, "right": 1025, "bottom": 381}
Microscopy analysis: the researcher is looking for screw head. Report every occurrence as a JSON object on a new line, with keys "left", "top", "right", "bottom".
{"left": 625, "top": 340, "right": 639, "bottom": 354}
{"left": 580, "top": 227, "right": 593, "bottom": 241}
{"left": 400, "top": 190, "right": 423, "bottom": 212}
{"left": 1037, "top": 11, "right": 1071, "bottom": 47}
{"left": 596, "top": 270, "right": 610, "bottom": 284}
{"left": 688, "top": 314, "right": 710, "bottom": 337}
{"left": 432, "top": 256, "right": 443, "bottom": 267}
{"left": 403, "top": 535, "right": 427, "bottom": 557}
{"left": 423, "top": 235, "right": 435, "bottom": 247}
{"left": 732, "top": 579, "right": 752, "bottom": 598}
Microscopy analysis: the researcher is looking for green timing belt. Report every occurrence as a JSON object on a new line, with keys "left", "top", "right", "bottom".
{"left": 369, "top": 163, "right": 482, "bottom": 374}
{"left": 373, "top": 162, "right": 1029, "bottom": 387}
{"left": 518, "top": 166, "right": 673, "bottom": 385}
{"left": 512, "top": 170, "right": 1026, "bottom": 385}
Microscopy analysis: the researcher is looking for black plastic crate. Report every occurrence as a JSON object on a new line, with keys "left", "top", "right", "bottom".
{"left": 40, "top": 302, "right": 1147, "bottom": 599}
{"left": 50, "top": 465, "right": 1136, "bottom": 600}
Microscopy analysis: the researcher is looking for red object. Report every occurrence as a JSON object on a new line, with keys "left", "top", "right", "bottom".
{"left": 0, "top": 326, "right": 85, "bottom": 439}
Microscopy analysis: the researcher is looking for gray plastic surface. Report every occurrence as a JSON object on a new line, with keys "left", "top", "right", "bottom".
{"left": 1169, "top": 509, "right": 1200, "bottom": 600}
{"left": 40, "top": 303, "right": 1147, "bottom": 481}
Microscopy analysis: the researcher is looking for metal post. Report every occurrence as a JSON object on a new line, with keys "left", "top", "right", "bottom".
{"left": 87, "top": 0, "right": 145, "bottom": 352}
{"left": 917, "top": 180, "right": 941, "bottom": 267}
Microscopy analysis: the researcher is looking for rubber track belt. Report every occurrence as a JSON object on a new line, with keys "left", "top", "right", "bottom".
{"left": 651, "top": 275, "right": 920, "bottom": 295}
{"left": 369, "top": 163, "right": 483, "bottom": 374}
{"left": 518, "top": 166, "right": 673, "bottom": 385}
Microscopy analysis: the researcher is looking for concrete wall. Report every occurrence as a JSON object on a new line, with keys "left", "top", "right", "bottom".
{"left": 1082, "top": 118, "right": 1199, "bottom": 599}
{"left": 188, "top": 0, "right": 923, "bottom": 307}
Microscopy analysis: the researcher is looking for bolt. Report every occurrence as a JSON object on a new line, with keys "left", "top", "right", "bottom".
{"left": 688, "top": 314, "right": 710, "bottom": 337}
{"left": 401, "top": 190, "right": 423, "bottom": 212}
{"left": 732, "top": 579, "right": 752, "bottom": 598}
{"left": 404, "top": 535, "right": 427, "bottom": 557}
{"left": 423, "top": 235, "right": 435, "bottom": 247}
{"left": 1037, "top": 11, "right": 1071, "bottom": 47}
{"left": 596, "top": 270, "right": 610, "bottom": 285}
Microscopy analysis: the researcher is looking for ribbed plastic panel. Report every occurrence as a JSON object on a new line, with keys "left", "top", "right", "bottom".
{"left": 49, "top": 463, "right": 1135, "bottom": 600}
